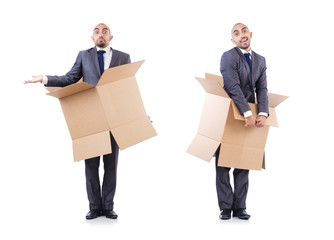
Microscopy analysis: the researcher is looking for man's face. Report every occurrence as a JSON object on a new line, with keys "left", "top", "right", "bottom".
{"left": 91, "top": 24, "right": 113, "bottom": 48}
{"left": 231, "top": 24, "right": 252, "bottom": 51}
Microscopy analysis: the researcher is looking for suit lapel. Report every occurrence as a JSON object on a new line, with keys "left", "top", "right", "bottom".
{"left": 236, "top": 47, "right": 251, "bottom": 73}
{"left": 109, "top": 48, "right": 119, "bottom": 68}
{"left": 236, "top": 47, "right": 252, "bottom": 87}
{"left": 251, "top": 51, "right": 256, "bottom": 89}
{"left": 89, "top": 47, "right": 102, "bottom": 76}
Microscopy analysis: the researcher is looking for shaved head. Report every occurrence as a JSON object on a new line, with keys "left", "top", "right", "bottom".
{"left": 93, "top": 23, "right": 111, "bottom": 34}
{"left": 91, "top": 23, "right": 113, "bottom": 48}
{"left": 231, "top": 23, "right": 249, "bottom": 36}
{"left": 230, "top": 23, "right": 252, "bottom": 51}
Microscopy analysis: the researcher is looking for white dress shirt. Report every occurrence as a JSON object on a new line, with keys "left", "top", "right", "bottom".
{"left": 42, "top": 46, "right": 113, "bottom": 85}
{"left": 97, "top": 45, "right": 113, "bottom": 71}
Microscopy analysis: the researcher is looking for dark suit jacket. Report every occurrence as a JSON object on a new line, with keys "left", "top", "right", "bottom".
{"left": 220, "top": 47, "right": 268, "bottom": 115}
{"left": 46, "top": 47, "right": 131, "bottom": 87}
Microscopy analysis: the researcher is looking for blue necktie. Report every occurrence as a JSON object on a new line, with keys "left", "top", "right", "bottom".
{"left": 98, "top": 50, "right": 106, "bottom": 75}
{"left": 244, "top": 53, "right": 252, "bottom": 71}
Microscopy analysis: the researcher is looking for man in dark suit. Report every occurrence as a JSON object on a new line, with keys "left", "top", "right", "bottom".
{"left": 217, "top": 23, "right": 269, "bottom": 220}
{"left": 25, "top": 23, "right": 130, "bottom": 220}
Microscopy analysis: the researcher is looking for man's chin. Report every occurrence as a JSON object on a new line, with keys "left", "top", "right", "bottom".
{"left": 240, "top": 44, "right": 250, "bottom": 50}
{"left": 96, "top": 43, "right": 107, "bottom": 48}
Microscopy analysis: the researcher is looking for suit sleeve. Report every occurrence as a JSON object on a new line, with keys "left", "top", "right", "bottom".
{"left": 220, "top": 52, "right": 250, "bottom": 114}
{"left": 255, "top": 58, "right": 269, "bottom": 114}
{"left": 45, "top": 52, "right": 83, "bottom": 87}
{"left": 126, "top": 54, "right": 131, "bottom": 64}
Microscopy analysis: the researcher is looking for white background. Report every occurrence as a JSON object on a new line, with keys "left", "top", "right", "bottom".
{"left": 0, "top": 0, "right": 333, "bottom": 239}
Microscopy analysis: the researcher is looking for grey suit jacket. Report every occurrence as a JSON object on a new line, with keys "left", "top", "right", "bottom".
{"left": 46, "top": 47, "right": 131, "bottom": 87}
{"left": 220, "top": 47, "right": 268, "bottom": 115}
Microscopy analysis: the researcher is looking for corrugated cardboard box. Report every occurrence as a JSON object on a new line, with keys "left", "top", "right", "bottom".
{"left": 187, "top": 73, "right": 287, "bottom": 170}
{"left": 46, "top": 60, "right": 157, "bottom": 161}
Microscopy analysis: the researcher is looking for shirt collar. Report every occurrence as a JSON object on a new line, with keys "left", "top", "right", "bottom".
{"left": 239, "top": 48, "right": 252, "bottom": 55}
{"left": 96, "top": 46, "right": 111, "bottom": 54}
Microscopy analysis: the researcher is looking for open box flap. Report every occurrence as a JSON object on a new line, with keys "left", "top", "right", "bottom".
{"left": 111, "top": 116, "right": 157, "bottom": 150}
{"left": 97, "top": 60, "right": 145, "bottom": 86}
{"left": 46, "top": 81, "right": 94, "bottom": 99}
{"left": 72, "top": 131, "right": 112, "bottom": 162}
{"left": 196, "top": 77, "right": 229, "bottom": 98}
{"left": 187, "top": 134, "right": 221, "bottom": 162}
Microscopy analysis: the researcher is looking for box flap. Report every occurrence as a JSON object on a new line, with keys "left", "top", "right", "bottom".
{"left": 268, "top": 93, "right": 289, "bottom": 108}
{"left": 59, "top": 88, "right": 109, "bottom": 139}
{"left": 217, "top": 143, "right": 264, "bottom": 170}
{"left": 198, "top": 94, "right": 231, "bottom": 140}
{"left": 231, "top": 102, "right": 279, "bottom": 127}
{"left": 45, "top": 87, "right": 60, "bottom": 92}
{"left": 111, "top": 116, "right": 157, "bottom": 150}
{"left": 46, "top": 78, "right": 84, "bottom": 93}
{"left": 97, "top": 76, "right": 148, "bottom": 129}
{"left": 196, "top": 77, "right": 229, "bottom": 97}
{"left": 46, "top": 81, "right": 94, "bottom": 99}
{"left": 97, "top": 60, "right": 145, "bottom": 86}
{"left": 72, "top": 131, "right": 112, "bottom": 162}
{"left": 187, "top": 134, "right": 221, "bottom": 162}
{"left": 205, "top": 73, "right": 224, "bottom": 87}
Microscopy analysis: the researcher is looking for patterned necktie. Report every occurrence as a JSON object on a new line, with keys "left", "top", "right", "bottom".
{"left": 98, "top": 50, "right": 106, "bottom": 74}
{"left": 244, "top": 53, "right": 252, "bottom": 71}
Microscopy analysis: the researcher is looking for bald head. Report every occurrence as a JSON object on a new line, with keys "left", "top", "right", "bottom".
{"left": 93, "top": 23, "right": 111, "bottom": 34}
{"left": 231, "top": 23, "right": 249, "bottom": 36}
{"left": 230, "top": 23, "right": 252, "bottom": 51}
{"left": 91, "top": 23, "right": 113, "bottom": 48}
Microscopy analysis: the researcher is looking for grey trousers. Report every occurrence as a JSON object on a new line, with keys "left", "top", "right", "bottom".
{"left": 85, "top": 134, "right": 119, "bottom": 211}
{"left": 215, "top": 147, "right": 249, "bottom": 210}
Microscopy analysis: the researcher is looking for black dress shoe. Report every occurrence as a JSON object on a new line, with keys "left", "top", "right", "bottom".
{"left": 233, "top": 209, "right": 250, "bottom": 220}
{"left": 102, "top": 210, "right": 118, "bottom": 219}
{"left": 219, "top": 209, "right": 232, "bottom": 220}
{"left": 86, "top": 210, "right": 102, "bottom": 220}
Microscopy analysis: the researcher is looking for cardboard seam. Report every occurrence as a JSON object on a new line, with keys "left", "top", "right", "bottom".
{"left": 73, "top": 130, "right": 111, "bottom": 140}
{"left": 221, "top": 142, "right": 264, "bottom": 152}
{"left": 107, "top": 116, "right": 148, "bottom": 130}
{"left": 197, "top": 133, "right": 223, "bottom": 144}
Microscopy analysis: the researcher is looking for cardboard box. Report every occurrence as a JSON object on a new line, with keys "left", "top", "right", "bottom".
{"left": 187, "top": 73, "right": 287, "bottom": 170}
{"left": 46, "top": 60, "right": 157, "bottom": 161}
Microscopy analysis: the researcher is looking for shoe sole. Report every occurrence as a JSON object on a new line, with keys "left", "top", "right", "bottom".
{"left": 233, "top": 215, "right": 250, "bottom": 220}
{"left": 86, "top": 212, "right": 103, "bottom": 220}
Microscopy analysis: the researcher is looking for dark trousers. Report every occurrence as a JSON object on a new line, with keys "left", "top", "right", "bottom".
{"left": 215, "top": 147, "right": 249, "bottom": 210}
{"left": 85, "top": 134, "right": 119, "bottom": 211}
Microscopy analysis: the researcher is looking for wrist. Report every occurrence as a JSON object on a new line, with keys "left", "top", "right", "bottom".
{"left": 243, "top": 110, "right": 252, "bottom": 118}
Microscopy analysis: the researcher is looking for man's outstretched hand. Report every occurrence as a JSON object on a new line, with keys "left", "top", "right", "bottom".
{"left": 24, "top": 75, "right": 43, "bottom": 84}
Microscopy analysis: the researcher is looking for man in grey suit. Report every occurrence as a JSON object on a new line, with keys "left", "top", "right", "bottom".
{"left": 25, "top": 23, "right": 130, "bottom": 220}
{"left": 217, "top": 23, "right": 269, "bottom": 220}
